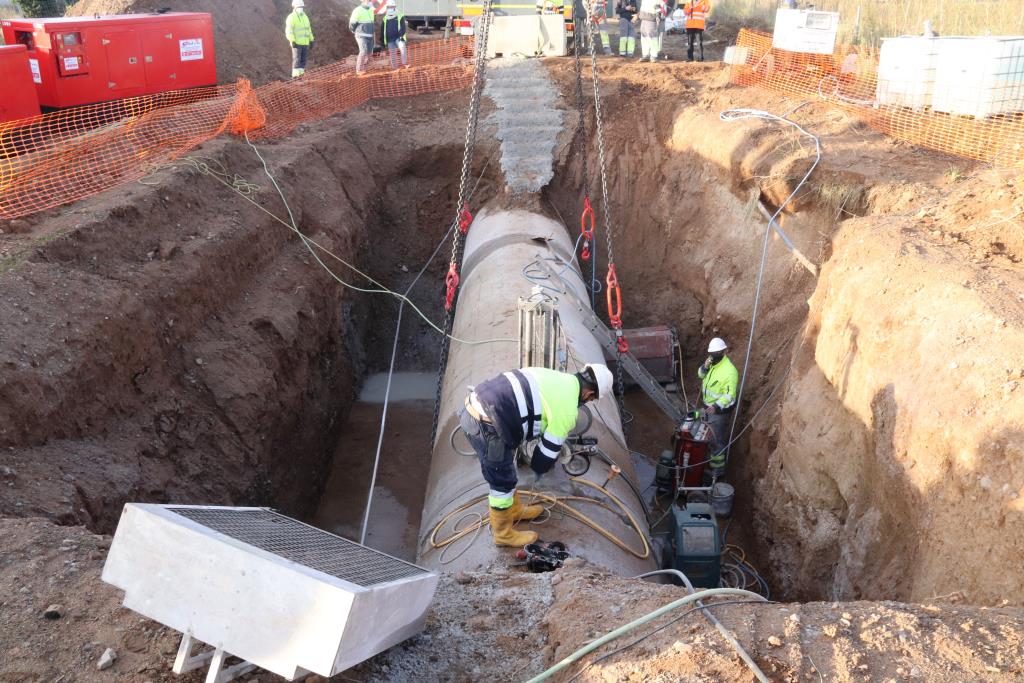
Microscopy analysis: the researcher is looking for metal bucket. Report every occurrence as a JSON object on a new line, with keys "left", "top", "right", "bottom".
{"left": 711, "top": 482, "right": 734, "bottom": 518}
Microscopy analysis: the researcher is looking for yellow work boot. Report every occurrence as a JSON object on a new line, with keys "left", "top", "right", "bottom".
{"left": 489, "top": 506, "right": 539, "bottom": 547}
{"left": 510, "top": 491, "right": 544, "bottom": 521}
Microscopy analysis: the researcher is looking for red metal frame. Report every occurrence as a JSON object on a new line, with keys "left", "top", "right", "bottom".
{"left": 0, "top": 13, "right": 216, "bottom": 109}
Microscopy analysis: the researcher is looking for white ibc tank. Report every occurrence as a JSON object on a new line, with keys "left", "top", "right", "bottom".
{"left": 931, "top": 36, "right": 1024, "bottom": 118}
{"left": 772, "top": 8, "right": 840, "bottom": 55}
{"left": 876, "top": 36, "right": 940, "bottom": 109}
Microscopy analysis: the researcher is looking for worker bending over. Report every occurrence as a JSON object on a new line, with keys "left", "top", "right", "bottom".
{"left": 349, "top": 0, "right": 376, "bottom": 75}
{"left": 380, "top": 0, "right": 409, "bottom": 69}
{"left": 459, "top": 364, "right": 614, "bottom": 547}
{"left": 698, "top": 337, "right": 737, "bottom": 475}
{"left": 285, "top": 0, "right": 314, "bottom": 79}
{"left": 683, "top": 0, "right": 710, "bottom": 61}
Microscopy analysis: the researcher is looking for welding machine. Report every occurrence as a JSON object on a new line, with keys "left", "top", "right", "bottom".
{"left": 665, "top": 502, "right": 721, "bottom": 588}
{"left": 656, "top": 417, "right": 712, "bottom": 493}
{"left": 1, "top": 13, "right": 216, "bottom": 109}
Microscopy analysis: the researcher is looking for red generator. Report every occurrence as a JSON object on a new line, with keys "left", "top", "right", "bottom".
{"left": 0, "top": 44, "right": 41, "bottom": 122}
{"left": 0, "top": 13, "right": 216, "bottom": 109}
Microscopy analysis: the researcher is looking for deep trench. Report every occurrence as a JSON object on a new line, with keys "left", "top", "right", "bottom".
{"left": 0, "top": 85, "right": 852, "bottom": 603}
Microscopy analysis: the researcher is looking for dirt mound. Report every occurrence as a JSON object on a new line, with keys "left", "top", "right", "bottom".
{"left": 67, "top": 0, "right": 359, "bottom": 85}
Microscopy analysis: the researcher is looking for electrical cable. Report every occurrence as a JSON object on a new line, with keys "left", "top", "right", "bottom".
{"left": 427, "top": 477, "right": 650, "bottom": 560}
{"left": 192, "top": 135, "right": 515, "bottom": 348}
{"left": 563, "top": 599, "right": 772, "bottom": 683}
{"left": 717, "top": 109, "right": 821, "bottom": 467}
{"left": 522, "top": 587, "right": 767, "bottom": 683}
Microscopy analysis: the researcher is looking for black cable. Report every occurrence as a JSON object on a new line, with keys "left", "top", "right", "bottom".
{"left": 564, "top": 598, "right": 775, "bottom": 683}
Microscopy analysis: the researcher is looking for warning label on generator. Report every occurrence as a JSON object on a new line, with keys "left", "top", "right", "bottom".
{"left": 28, "top": 58, "right": 41, "bottom": 83}
{"left": 63, "top": 56, "right": 79, "bottom": 71}
{"left": 179, "top": 38, "right": 204, "bottom": 62}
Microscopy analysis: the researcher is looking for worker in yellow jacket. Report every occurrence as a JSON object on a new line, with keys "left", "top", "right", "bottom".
{"left": 285, "top": 0, "right": 314, "bottom": 78}
{"left": 682, "top": 0, "right": 710, "bottom": 61}
{"left": 697, "top": 337, "right": 738, "bottom": 475}
{"left": 459, "top": 364, "right": 613, "bottom": 547}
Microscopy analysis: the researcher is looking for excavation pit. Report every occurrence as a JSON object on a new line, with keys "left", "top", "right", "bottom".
{"left": 2, "top": 51, "right": 1024, "bottom": 683}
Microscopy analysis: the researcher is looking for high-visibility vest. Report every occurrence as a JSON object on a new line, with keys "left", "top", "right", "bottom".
{"left": 591, "top": 0, "right": 608, "bottom": 22}
{"left": 684, "top": 0, "right": 709, "bottom": 30}
{"left": 698, "top": 356, "right": 737, "bottom": 410}
{"left": 285, "top": 11, "right": 314, "bottom": 46}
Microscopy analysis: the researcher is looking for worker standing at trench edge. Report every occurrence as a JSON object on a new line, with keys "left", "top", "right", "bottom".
{"left": 615, "top": 0, "right": 638, "bottom": 57}
{"left": 349, "top": 0, "right": 377, "bottom": 75}
{"left": 682, "top": 0, "right": 710, "bottom": 62}
{"left": 380, "top": 0, "right": 409, "bottom": 69}
{"left": 285, "top": 0, "right": 314, "bottom": 79}
{"left": 459, "top": 364, "right": 614, "bottom": 547}
{"left": 697, "top": 337, "right": 738, "bottom": 476}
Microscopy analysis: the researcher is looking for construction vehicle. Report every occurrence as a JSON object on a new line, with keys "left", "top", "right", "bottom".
{"left": 1, "top": 12, "right": 216, "bottom": 109}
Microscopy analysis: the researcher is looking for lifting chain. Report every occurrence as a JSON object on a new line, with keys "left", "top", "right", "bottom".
{"left": 582, "top": 2, "right": 629, "bottom": 405}
{"left": 573, "top": 1, "right": 598, "bottom": 310}
{"left": 430, "top": 1, "right": 495, "bottom": 447}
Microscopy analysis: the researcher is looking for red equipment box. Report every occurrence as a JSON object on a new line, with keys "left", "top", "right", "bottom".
{"left": 0, "top": 44, "right": 41, "bottom": 122}
{"left": 0, "top": 13, "right": 216, "bottom": 109}
{"left": 603, "top": 325, "right": 680, "bottom": 384}
{"left": 674, "top": 418, "right": 711, "bottom": 489}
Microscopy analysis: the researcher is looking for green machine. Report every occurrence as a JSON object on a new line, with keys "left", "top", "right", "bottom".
{"left": 666, "top": 502, "right": 721, "bottom": 588}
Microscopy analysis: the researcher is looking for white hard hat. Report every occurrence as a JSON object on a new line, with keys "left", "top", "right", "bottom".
{"left": 386, "top": 0, "right": 397, "bottom": 5}
{"left": 708, "top": 337, "right": 728, "bottom": 353}
{"left": 292, "top": 0, "right": 305, "bottom": 8}
{"left": 582, "top": 363, "right": 614, "bottom": 399}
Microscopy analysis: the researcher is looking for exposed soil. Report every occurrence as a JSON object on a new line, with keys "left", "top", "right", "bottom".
{"left": 2, "top": 29, "right": 1024, "bottom": 683}
{"left": 67, "top": 0, "right": 361, "bottom": 85}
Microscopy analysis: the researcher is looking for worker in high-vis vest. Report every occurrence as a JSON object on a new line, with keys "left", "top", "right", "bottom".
{"left": 380, "top": 0, "right": 408, "bottom": 69}
{"left": 285, "top": 0, "right": 314, "bottom": 79}
{"left": 349, "top": 0, "right": 377, "bottom": 75}
{"left": 637, "top": 0, "right": 664, "bottom": 62}
{"left": 682, "top": 0, "right": 710, "bottom": 61}
{"left": 591, "top": 0, "right": 613, "bottom": 55}
{"left": 697, "top": 337, "right": 738, "bottom": 475}
{"left": 615, "top": 0, "right": 638, "bottom": 57}
{"left": 459, "top": 364, "right": 614, "bottom": 547}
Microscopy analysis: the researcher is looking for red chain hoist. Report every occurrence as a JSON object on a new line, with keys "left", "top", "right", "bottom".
{"left": 605, "top": 264, "right": 628, "bottom": 353}
{"left": 579, "top": 196, "right": 595, "bottom": 262}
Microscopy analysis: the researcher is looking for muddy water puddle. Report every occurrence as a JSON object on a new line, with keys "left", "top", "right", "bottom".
{"left": 310, "top": 372, "right": 436, "bottom": 561}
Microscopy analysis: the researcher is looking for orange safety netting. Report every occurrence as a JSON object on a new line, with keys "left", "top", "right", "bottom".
{"left": 730, "top": 29, "right": 1024, "bottom": 166}
{"left": 0, "top": 37, "right": 474, "bottom": 221}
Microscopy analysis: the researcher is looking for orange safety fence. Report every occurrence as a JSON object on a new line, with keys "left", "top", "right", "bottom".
{"left": 0, "top": 37, "right": 475, "bottom": 221}
{"left": 730, "top": 29, "right": 1024, "bottom": 166}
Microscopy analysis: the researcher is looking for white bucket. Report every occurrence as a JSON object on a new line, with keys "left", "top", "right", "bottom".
{"left": 711, "top": 482, "right": 735, "bottom": 518}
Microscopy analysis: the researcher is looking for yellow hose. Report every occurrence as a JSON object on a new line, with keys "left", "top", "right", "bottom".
{"left": 428, "top": 477, "right": 650, "bottom": 560}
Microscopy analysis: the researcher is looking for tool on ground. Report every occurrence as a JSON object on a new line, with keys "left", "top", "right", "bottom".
{"left": 516, "top": 541, "right": 570, "bottom": 572}
{"left": 601, "top": 464, "right": 621, "bottom": 489}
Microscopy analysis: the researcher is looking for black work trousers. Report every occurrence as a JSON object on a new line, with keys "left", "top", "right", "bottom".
{"left": 686, "top": 28, "right": 704, "bottom": 61}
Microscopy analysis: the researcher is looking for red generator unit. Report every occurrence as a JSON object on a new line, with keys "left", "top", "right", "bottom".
{"left": 0, "top": 13, "right": 216, "bottom": 109}
{"left": 0, "top": 44, "right": 42, "bottom": 122}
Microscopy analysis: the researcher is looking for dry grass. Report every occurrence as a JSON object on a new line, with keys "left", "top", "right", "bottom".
{"left": 714, "top": 0, "right": 1024, "bottom": 47}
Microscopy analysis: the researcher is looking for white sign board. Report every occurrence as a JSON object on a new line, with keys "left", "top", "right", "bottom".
{"left": 179, "top": 38, "right": 204, "bottom": 62}
{"left": 772, "top": 8, "right": 839, "bottom": 55}
{"left": 63, "top": 56, "right": 79, "bottom": 71}
{"left": 28, "top": 58, "right": 41, "bottom": 83}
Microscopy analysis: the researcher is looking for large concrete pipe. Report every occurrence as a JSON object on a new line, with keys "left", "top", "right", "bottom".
{"left": 416, "top": 204, "right": 655, "bottom": 575}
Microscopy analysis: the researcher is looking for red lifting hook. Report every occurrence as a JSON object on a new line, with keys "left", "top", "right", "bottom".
{"left": 444, "top": 262, "right": 460, "bottom": 311}
{"left": 458, "top": 204, "right": 473, "bottom": 234}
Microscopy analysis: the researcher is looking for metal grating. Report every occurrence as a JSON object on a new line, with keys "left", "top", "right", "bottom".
{"left": 168, "top": 507, "right": 428, "bottom": 587}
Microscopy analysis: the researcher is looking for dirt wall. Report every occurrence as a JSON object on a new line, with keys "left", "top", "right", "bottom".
{"left": 758, "top": 190, "right": 1024, "bottom": 606}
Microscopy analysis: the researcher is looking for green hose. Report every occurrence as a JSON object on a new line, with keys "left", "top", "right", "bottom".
{"left": 523, "top": 587, "right": 765, "bottom": 683}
